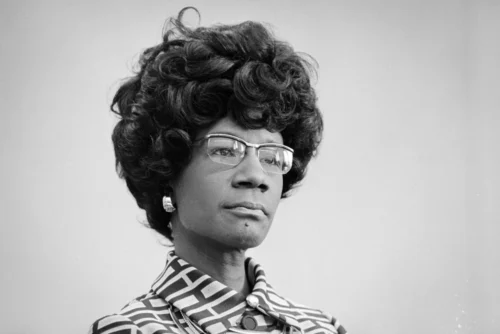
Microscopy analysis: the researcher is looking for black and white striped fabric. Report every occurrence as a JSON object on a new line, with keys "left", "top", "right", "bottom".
{"left": 90, "top": 251, "right": 347, "bottom": 334}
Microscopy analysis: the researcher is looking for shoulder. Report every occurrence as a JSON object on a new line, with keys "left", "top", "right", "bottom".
{"left": 88, "top": 292, "right": 177, "bottom": 334}
{"left": 266, "top": 287, "right": 347, "bottom": 334}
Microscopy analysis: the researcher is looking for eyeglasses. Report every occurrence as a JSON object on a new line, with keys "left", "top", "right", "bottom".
{"left": 195, "top": 133, "right": 294, "bottom": 174}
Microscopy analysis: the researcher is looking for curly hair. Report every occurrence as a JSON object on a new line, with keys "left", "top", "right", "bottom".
{"left": 111, "top": 8, "right": 323, "bottom": 241}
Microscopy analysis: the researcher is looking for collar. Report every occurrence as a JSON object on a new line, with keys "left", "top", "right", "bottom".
{"left": 151, "top": 251, "right": 301, "bottom": 334}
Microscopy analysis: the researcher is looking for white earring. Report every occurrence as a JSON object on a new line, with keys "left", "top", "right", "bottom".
{"left": 162, "top": 196, "right": 176, "bottom": 213}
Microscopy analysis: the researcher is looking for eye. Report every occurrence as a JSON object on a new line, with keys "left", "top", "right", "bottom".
{"left": 262, "top": 157, "right": 281, "bottom": 166}
{"left": 259, "top": 149, "right": 281, "bottom": 166}
{"left": 261, "top": 157, "right": 277, "bottom": 166}
{"left": 211, "top": 148, "right": 237, "bottom": 157}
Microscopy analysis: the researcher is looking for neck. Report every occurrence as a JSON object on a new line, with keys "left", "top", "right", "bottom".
{"left": 172, "top": 225, "right": 251, "bottom": 296}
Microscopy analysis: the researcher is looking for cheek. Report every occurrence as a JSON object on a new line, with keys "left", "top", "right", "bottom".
{"left": 174, "top": 163, "right": 226, "bottom": 218}
{"left": 268, "top": 176, "right": 284, "bottom": 213}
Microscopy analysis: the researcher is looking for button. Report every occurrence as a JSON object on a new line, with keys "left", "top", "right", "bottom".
{"left": 246, "top": 295, "right": 259, "bottom": 308}
{"left": 241, "top": 315, "right": 258, "bottom": 330}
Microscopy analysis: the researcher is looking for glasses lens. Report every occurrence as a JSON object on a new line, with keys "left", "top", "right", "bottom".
{"left": 207, "top": 137, "right": 245, "bottom": 165}
{"left": 258, "top": 147, "right": 293, "bottom": 174}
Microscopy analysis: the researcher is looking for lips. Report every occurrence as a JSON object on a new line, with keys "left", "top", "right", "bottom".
{"left": 224, "top": 201, "right": 268, "bottom": 216}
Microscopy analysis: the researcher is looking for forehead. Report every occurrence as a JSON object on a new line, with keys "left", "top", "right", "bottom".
{"left": 201, "top": 116, "right": 283, "bottom": 144}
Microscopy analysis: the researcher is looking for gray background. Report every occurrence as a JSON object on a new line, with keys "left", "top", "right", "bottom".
{"left": 1, "top": 0, "right": 499, "bottom": 333}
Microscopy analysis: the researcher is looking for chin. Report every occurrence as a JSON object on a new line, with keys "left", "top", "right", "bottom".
{"left": 218, "top": 225, "right": 269, "bottom": 250}
{"left": 235, "top": 234, "right": 266, "bottom": 249}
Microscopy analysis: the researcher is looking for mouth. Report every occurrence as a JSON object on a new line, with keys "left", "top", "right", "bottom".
{"left": 224, "top": 202, "right": 268, "bottom": 216}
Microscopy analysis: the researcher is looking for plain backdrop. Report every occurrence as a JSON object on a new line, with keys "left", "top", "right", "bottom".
{"left": 1, "top": 1, "right": 499, "bottom": 333}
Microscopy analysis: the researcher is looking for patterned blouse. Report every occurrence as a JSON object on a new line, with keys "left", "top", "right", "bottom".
{"left": 90, "top": 251, "right": 347, "bottom": 334}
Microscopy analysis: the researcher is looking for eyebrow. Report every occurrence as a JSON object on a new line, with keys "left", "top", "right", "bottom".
{"left": 208, "top": 131, "right": 281, "bottom": 144}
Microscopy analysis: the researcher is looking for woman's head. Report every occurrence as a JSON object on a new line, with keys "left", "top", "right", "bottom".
{"left": 111, "top": 8, "right": 323, "bottom": 244}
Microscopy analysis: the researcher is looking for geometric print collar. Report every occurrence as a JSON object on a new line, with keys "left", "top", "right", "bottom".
{"left": 151, "top": 251, "right": 302, "bottom": 334}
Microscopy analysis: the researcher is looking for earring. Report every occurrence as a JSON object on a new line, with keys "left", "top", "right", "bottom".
{"left": 162, "top": 196, "right": 176, "bottom": 213}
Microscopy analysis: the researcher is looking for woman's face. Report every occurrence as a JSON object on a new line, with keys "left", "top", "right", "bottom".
{"left": 171, "top": 116, "right": 284, "bottom": 250}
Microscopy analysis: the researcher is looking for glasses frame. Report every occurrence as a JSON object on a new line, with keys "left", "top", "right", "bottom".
{"left": 194, "top": 133, "right": 294, "bottom": 174}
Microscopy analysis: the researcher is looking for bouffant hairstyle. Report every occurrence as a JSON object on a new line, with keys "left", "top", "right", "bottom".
{"left": 111, "top": 8, "right": 323, "bottom": 241}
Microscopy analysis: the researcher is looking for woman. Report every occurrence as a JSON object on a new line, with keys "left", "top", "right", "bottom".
{"left": 90, "top": 7, "right": 347, "bottom": 334}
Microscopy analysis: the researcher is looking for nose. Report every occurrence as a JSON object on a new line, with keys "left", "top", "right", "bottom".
{"left": 231, "top": 148, "right": 269, "bottom": 192}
